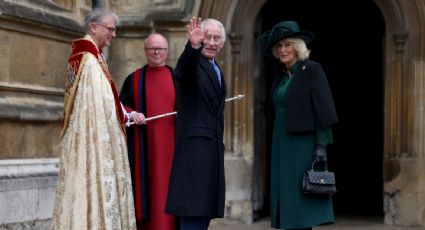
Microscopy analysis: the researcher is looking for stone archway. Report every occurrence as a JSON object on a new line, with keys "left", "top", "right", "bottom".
{"left": 375, "top": 0, "right": 425, "bottom": 227}
{"left": 199, "top": 0, "right": 425, "bottom": 227}
{"left": 246, "top": 0, "right": 387, "bottom": 219}
{"left": 218, "top": 0, "right": 386, "bottom": 222}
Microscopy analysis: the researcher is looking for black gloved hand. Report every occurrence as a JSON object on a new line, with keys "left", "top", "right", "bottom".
{"left": 313, "top": 144, "right": 327, "bottom": 162}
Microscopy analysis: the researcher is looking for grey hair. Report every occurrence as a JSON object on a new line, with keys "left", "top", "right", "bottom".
{"left": 200, "top": 18, "right": 226, "bottom": 43}
{"left": 273, "top": 37, "right": 310, "bottom": 60}
{"left": 84, "top": 9, "right": 120, "bottom": 32}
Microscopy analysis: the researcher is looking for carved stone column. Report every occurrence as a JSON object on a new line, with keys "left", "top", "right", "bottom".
{"left": 219, "top": 32, "right": 253, "bottom": 225}
{"left": 380, "top": 0, "right": 425, "bottom": 226}
{"left": 383, "top": 31, "right": 408, "bottom": 225}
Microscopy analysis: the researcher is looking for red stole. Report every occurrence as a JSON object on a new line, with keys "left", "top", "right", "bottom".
{"left": 62, "top": 38, "right": 125, "bottom": 137}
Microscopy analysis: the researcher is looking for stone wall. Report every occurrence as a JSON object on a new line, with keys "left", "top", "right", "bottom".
{"left": 0, "top": 159, "right": 58, "bottom": 228}
{"left": 0, "top": 0, "right": 85, "bottom": 161}
{"left": 0, "top": 1, "right": 87, "bottom": 228}
{"left": 0, "top": 0, "right": 206, "bottom": 228}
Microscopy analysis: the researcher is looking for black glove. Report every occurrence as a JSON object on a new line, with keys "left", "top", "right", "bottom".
{"left": 313, "top": 144, "right": 327, "bottom": 162}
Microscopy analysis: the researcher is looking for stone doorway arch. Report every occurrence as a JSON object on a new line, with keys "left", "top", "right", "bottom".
{"left": 199, "top": 0, "right": 425, "bottom": 227}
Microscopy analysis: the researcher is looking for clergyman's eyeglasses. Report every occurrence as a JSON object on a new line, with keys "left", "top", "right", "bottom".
{"left": 145, "top": 47, "right": 168, "bottom": 53}
{"left": 95, "top": 23, "right": 116, "bottom": 33}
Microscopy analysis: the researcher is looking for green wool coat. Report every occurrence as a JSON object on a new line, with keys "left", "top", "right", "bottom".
{"left": 270, "top": 62, "right": 334, "bottom": 229}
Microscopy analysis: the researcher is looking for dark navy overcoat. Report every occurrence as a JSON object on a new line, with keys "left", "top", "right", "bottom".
{"left": 165, "top": 42, "right": 226, "bottom": 218}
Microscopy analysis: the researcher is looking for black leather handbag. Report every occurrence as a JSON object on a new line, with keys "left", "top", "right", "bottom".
{"left": 302, "top": 160, "right": 336, "bottom": 195}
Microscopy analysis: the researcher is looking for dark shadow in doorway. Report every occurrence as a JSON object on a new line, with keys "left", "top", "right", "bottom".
{"left": 255, "top": 0, "right": 385, "bottom": 218}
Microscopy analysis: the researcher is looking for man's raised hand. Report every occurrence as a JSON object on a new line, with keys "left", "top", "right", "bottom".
{"left": 187, "top": 16, "right": 204, "bottom": 48}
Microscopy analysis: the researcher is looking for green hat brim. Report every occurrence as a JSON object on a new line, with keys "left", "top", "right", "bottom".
{"left": 260, "top": 31, "right": 314, "bottom": 57}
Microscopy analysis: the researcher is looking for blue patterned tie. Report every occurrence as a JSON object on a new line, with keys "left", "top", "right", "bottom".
{"left": 211, "top": 61, "right": 221, "bottom": 87}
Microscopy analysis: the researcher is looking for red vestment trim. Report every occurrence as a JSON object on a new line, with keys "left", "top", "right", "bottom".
{"left": 61, "top": 38, "right": 126, "bottom": 137}
{"left": 132, "top": 68, "right": 143, "bottom": 222}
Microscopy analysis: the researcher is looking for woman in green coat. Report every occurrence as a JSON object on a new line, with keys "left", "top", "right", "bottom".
{"left": 258, "top": 21, "right": 338, "bottom": 230}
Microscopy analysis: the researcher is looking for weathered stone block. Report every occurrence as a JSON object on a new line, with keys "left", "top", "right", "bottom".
{"left": 0, "top": 122, "right": 61, "bottom": 159}
{"left": 225, "top": 155, "right": 251, "bottom": 200}
{"left": 0, "top": 159, "right": 58, "bottom": 225}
